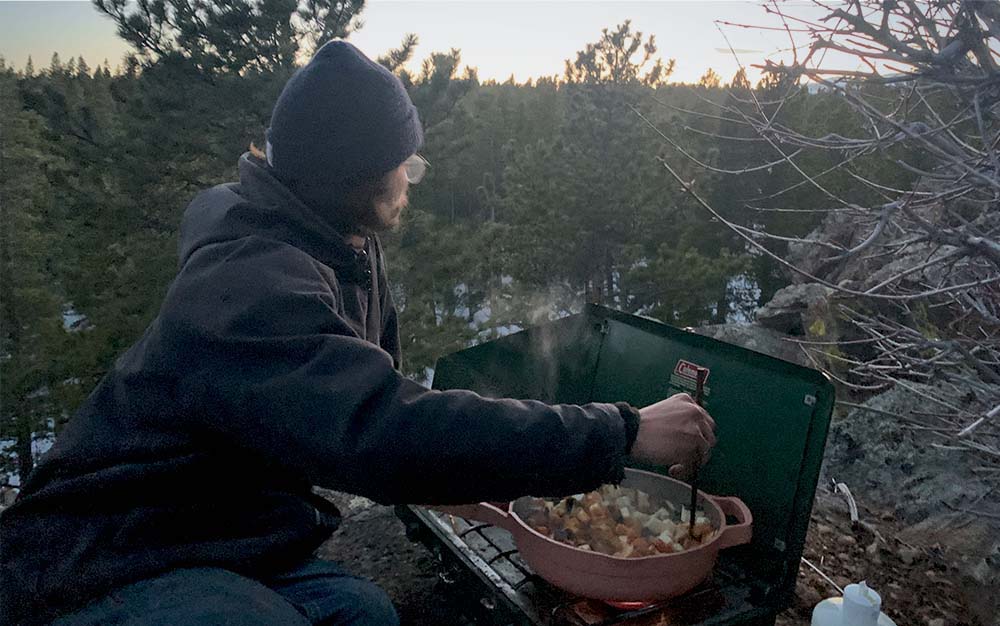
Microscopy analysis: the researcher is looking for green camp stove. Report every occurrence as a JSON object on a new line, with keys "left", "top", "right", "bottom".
{"left": 397, "top": 305, "right": 835, "bottom": 625}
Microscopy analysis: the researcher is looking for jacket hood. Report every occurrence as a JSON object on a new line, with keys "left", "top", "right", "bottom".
{"left": 178, "top": 154, "right": 362, "bottom": 272}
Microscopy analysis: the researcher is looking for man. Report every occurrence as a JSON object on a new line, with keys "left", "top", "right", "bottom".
{"left": 0, "top": 41, "right": 716, "bottom": 625}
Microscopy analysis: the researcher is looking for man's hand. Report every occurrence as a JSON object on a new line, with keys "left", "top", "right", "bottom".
{"left": 630, "top": 393, "right": 717, "bottom": 479}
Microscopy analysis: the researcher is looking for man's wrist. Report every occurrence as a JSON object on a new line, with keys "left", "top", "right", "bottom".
{"left": 615, "top": 402, "right": 641, "bottom": 455}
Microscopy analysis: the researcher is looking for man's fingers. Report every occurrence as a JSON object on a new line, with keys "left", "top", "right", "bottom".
{"left": 699, "top": 407, "right": 716, "bottom": 429}
{"left": 674, "top": 392, "right": 695, "bottom": 404}
{"left": 698, "top": 421, "right": 717, "bottom": 447}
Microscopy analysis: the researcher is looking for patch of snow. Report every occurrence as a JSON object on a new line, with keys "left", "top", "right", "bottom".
{"left": 413, "top": 367, "right": 434, "bottom": 389}
{"left": 32, "top": 436, "right": 54, "bottom": 457}
{"left": 726, "top": 274, "right": 761, "bottom": 324}
{"left": 62, "top": 306, "right": 88, "bottom": 332}
{"left": 472, "top": 307, "right": 492, "bottom": 326}
{"left": 27, "top": 386, "right": 50, "bottom": 399}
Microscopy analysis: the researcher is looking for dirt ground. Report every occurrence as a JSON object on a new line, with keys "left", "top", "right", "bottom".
{"left": 316, "top": 489, "right": 984, "bottom": 626}
{"left": 775, "top": 491, "right": 980, "bottom": 626}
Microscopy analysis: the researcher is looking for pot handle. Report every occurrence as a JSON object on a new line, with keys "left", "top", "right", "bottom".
{"left": 708, "top": 495, "right": 753, "bottom": 550}
{"left": 428, "top": 502, "right": 516, "bottom": 532}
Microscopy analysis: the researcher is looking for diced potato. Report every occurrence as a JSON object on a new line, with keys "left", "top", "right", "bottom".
{"left": 637, "top": 491, "right": 651, "bottom": 512}
{"left": 645, "top": 517, "right": 669, "bottom": 535}
{"left": 522, "top": 483, "right": 715, "bottom": 558}
{"left": 672, "top": 524, "right": 689, "bottom": 542}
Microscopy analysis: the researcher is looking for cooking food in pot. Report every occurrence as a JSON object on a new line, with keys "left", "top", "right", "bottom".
{"left": 523, "top": 484, "right": 716, "bottom": 558}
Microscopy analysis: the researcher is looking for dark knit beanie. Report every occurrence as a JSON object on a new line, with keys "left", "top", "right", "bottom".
{"left": 266, "top": 40, "right": 423, "bottom": 213}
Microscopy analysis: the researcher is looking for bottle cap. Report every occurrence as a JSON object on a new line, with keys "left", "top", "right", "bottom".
{"left": 842, "top": 581, "right": 882, "bottom": 626}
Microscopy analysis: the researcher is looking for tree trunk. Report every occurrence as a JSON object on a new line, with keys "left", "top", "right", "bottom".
{"left": 605, "top": 248, "right": 614, "bottom": 303}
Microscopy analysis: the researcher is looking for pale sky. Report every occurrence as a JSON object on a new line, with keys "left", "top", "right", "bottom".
{"left": 0, "top": 1, "right": 836, "bottom": 84}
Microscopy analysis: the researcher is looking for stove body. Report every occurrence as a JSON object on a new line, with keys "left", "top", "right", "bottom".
{"left": 398, "top": 305, "right": 835, "bottom": 625}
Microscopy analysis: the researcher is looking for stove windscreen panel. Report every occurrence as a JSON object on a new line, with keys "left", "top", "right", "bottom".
{"left": 585, "top": 309, "right": 835, "bottom": 590}
{"left": 431, "top": 304, "right": 835, "bottom": 606}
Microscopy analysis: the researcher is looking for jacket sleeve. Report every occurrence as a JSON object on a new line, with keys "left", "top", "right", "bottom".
{"left": 162, "top": 237, "right": 633, "bottom": 505}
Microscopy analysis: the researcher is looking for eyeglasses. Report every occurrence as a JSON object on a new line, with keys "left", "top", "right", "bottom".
{"left": 403, "top": 154, "right": 430, "bottom": 184}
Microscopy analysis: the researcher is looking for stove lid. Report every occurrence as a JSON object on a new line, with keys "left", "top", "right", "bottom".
{"left": 432, "top": 304, "right": 835, "bottom": 600}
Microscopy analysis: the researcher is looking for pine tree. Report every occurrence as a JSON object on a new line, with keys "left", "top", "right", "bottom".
{"left": 563, "top": 21, "right": 674, "bottom": 87}
{"left": 698, "top": 68, "right": 722, "bottom": 89}
{"left": 377, "top": 34, "right": 418, "bottom": 73}
{"left": 92, "top": 0, "right": 368, "bottom": 73}
{"left": 730, "top": 67, "right": 751, "bottom": 91}
{"left": 76, "top": 56, "right": 91, "bottom": 79}
{"left": 0, "top": 67, "right": 67, "bottom": 480}
{"left": 506, "top": 22, "right": 680, "bottom": 311}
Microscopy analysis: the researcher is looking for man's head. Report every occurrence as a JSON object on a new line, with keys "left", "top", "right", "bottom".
{"left": 265, "top": 41, "right": 424, "bottom": 233}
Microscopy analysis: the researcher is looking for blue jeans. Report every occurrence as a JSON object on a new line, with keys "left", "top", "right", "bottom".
{"left": 52, "top": 560, "right": 399, "bottom": 625}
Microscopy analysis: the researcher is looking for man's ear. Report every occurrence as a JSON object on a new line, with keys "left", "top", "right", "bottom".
{"left": 249, "top": 142, "right": 267, "bottom": 160}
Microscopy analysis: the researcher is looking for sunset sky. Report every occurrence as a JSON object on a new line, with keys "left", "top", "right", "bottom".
{"left": 0, "top": 1, "right": 837, "bottom": 84}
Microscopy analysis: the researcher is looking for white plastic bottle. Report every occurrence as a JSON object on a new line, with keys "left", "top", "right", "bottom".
{"left": 811, "top": 581, "right": 898, "bottom": 626}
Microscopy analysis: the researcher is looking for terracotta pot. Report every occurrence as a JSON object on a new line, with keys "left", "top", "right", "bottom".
{"left": 432, "top": 467, "right": 752, "bottom": 602}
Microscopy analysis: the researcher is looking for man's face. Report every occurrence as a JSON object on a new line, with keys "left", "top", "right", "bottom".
{"left": 369, "top": 164, "right": 409, "bottom": 231}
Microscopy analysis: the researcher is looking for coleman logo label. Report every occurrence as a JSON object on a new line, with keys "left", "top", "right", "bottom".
{"left": 670, "top": 360, "right": 710, "bottom": 396}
